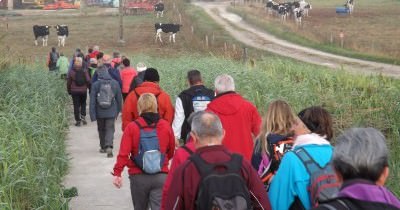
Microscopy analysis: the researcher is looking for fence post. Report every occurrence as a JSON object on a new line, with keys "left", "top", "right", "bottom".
{"left": 179, "top": 13, "right": 182, "bottom": 24}
{"left": 205, "top": 35, "right": 209, "bottom": 48}
{"left": 191, "top": 25, "right": 194, "bottom": 34}
{"left": 242, "top": 47, "right": 248, "bottom": 64}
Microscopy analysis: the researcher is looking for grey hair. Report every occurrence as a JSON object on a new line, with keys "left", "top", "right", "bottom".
{"left": 191, "top": 111, "right": 223, "bottom": 140}
{"left": 333, "top": 127, "right": 389, "bottom": 182}
{"left": 214, "top": 74, "right": 235, "bottom": 93}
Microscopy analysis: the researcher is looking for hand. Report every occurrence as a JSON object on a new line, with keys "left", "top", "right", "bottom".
{"left": 113, "top": 176, "right": 122, "bottom": 188}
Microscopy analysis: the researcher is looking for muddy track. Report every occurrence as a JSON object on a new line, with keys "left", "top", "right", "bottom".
{"left": 194, "top": 1, "right": 400, "bottom": 78}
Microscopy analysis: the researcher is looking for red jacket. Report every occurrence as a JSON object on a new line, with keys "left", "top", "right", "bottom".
{"left": 113, "top": 117, "right": 175, "bottom": 176}
{"left": 206, "top": 92, "right": 261, "bottom": 161}
{"left": 164, "top": 145, "right": 271, "bottom": 210}
{"left": 122, "top": 82, "right": 174, "bottom": 130}
{"left": 161, "top": 141, "right": 196, "bottom": 210}
{"left": 119, "top": 66, "right": 137, "bottom": 94}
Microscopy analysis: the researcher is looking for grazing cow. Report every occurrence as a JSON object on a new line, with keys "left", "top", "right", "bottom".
{"left": 345, "top": 0, "right": 354, "bottom": 14}
{"left": 266, "top": 0, "right": 279, "bottom": 15}
{"left": 277, "top": 4, "right": 290, "bottom": 21}
{"left": 154, "top": 2, "right": 164, "bottom": 18}
{"left": 155, "top": 23, "right": 181, "bottom": 43}
{"left": 55, "top": 24, "right": 69, "bottom": 47}
{"left": 33, "top": 25, "right": 50, "bottom": 46}
{"left": 293, "top": 8, "right": 304, "bottom": 26}
{"left": 303, "top": 3, "right": 312, "bottom": 16}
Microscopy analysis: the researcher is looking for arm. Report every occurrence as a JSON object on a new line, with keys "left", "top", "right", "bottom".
{"left": 121, "top": 93, "right": 136, "bottom": 131}
{"left": 244, "top": 161, "right": 272, "bottom": 210}
{"left": 89, "top": 83, "right": 97, "bottom": 121}
{"left": 67, "top": 72, "right": 72, "bottom": 94}
{"left": 251, "top": 106, "right": 262, "bottom": 137}
{"left": 115, "top": 83, "right": 123, "bottom": 114}
{"left": 113, "top": 124, "right": 135, "bottom": 177}
{"left": 162, "top": 93, "right": 175, "bottom": 125}
{"left": 171, "top": 98, "right": 184, "bottom": 139}
{"left": 165, "top": 166, "right": 185, "bottom": 210}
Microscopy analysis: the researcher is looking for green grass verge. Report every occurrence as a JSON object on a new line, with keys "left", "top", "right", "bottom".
{"left": 0, "top": 66, "right": 70, "bottom": 209}
{"left": 133, "top": 54, "right": 400, "bottom": 196}
{"left": 228, "top": 7, "right": 400, "bottom": 65}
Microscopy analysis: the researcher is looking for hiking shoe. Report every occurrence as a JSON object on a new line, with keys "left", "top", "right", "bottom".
{"left": 106, "top": 148, "right": 113, "bottom": 158}
{"left": 99, "top": 148, "right": 106, "bottom": 153}
{"left": 81, "top": 116, "right": 87, "bottom": 125}
{"left": 75, "top": 121, "right": 81, "bottom": 127}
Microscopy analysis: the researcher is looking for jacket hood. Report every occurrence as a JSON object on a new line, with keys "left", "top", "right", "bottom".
{"left": 207, "top": 92, "right": 244, "bottom": 115}
{"left": 339, "top": 179, "right": 400, "bottom": 209}
{"left": 135, "top": 82, "right": 162, "bottom": 96}
{"left": 97, "top": 68, "right": 112, "bottom": 80}
{"left": 293, "top": 133, "right": 330, "bottom": 148}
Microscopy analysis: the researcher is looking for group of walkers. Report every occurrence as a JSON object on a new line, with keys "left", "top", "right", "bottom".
{"left": 57, "top": 45, "right": 400, "bottom": 210}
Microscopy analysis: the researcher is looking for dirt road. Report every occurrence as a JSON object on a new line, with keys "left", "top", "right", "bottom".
{"left": 194, "top": 1, "right": 400, "bottom": 78}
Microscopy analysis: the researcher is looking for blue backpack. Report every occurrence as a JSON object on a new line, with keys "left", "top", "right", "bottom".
{"left": 131, "top": 121, "right": 165, "bottom": 174}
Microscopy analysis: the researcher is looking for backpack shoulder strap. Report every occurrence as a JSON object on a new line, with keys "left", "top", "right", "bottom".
{"left": 294, "top": 147, "right": 321, "bottom": 175}
{"left": 181, "top": 145, "right": 194, "bottom": 155}
{"left": 225, "top": 154, "right": 243, "bottom": 174}
{"left": 190, "top": 153, "right": 215, "bottom": 177}
{"left": 133, "top": 120, "right": 143, "bottom": 129}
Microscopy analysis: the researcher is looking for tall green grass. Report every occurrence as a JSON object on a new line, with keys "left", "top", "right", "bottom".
{"left": 0, "top": 66, "right": 70, "bottom": 209}
{"left": 131, "top": 54, "right": 400, "bottom": 195}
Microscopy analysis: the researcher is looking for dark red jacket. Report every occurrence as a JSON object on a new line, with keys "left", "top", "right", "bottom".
{"left": 113, "top": 117, "right": 175, "bottom": 176}
{"left": 164, "top": 145, "right": 271, "bottom": 210}
{"left": 206, "top": 92, "right": 261, "bottom": 161}
{"left": 67, "top": 67, "right": 91, "bottom": 93}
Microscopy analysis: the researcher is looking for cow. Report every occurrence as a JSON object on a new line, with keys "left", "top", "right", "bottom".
{"left": 154, "top": 2, "right": 164, "bottom": 18}
{"left": 293, "top": 7, "right": 304, "bottom": 26}
{"left": 345, "top": 0, "right": 354, "bottom": 14}
{"left": 33, "top": 25, "right": 50, "bottom": 46}
{"left": 303, "top": 3, "right": 312, "bottom": 17}
{"left": 155, "top": 23, "right": 181, "bottom": 43}
{"left": 55, "top": 25, "right": 69, "bottom": 47}
{"left": 266, "top": 0, "right": 279, "bottom": 16}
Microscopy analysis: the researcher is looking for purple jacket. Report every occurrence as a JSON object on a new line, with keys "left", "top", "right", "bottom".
{"left": 67, "top": 67, "right": 91, "bottom": 94}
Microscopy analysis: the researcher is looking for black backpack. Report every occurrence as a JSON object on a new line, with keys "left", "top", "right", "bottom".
{"left": 74, "top": 70, "right": 87, "bottom": 87}
{"left": 50, "top": 52, "right": 58, "bottom": 65}
{"left": 96, "top": 80, "right": 115, "bottom": 109}
{"left": 191, "top": 153, "right": 252, "bottom": 210}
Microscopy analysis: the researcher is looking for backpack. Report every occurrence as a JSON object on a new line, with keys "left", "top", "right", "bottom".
{"left": 294, "top": 147, "right": 340, "bottom": 207}
{"left": 131, "top": 121, "right": 165, "bottom": 174}
{"left": 191, "top": 89, "right": 212, "bottom": 113}
{"left": 74, "top": 70, "right": 87, "bottom": 87}
{"left": 191, "top": 153, "right": 252, "bottom": 210}
{"left": 50, "top": 52, "right": 58, "bottom": 64}
{"left": 96, "top": 80, "right": 115, "bottom": 109}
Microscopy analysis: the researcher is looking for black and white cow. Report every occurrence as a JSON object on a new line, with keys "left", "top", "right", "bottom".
{"left": 155, "top": 23, "right": 181, "bottom": 43}
{"left": 345, "top": 0, "right": 354, "bottom": 14}
{"left": 293, "top": 7, "right": 304, "bottom": 25}
{"left": 55, "top": 25, "right": 69, "bottom": 47}
{"left": 33, "top": 25, "right": 50, "bottom": 46}
{"left": 154, "top": 2, "right": 164, "bottom": 18}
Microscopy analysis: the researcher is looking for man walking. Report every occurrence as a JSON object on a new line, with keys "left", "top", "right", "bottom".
{"left": 206, "top": 74, "right": 261, "bottom": 161}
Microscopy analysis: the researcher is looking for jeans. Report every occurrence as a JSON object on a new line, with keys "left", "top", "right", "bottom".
{"left": 129, "top": 173, "right": 166, "bottom": 210}
{"left": 96, "top": 118, "right": 115, "bottom": 149}
{"left": 71, "top": 92, "right": 87, "bottom": 122}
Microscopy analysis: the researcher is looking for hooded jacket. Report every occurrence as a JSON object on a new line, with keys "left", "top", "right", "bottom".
{"left": 122, "top": 81, "right": 174, "bottom": 130}
{"left": 67, "top": 67, "right": 91, "bottom": 94}
{"left": 89, "top": 69, "right": 122, "bottom": 121}
{"left": 92, "top": 63, "right": 122, "bottom": 89}
{"left": 206, "top": 92, "right": 261, "bottom": 161}
{"left": 314, "top": 179, "right": 400, "bottom": 210}
{"left": 56, "top": 55, "right": 69, "bottom": 75}
{"left": 119, "top": 66, "right": 137, "bottom": 94}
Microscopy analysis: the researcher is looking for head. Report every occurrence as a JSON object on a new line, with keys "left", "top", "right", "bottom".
{"left": 96, "top": 52, "right": 104, "bottom": 60}
{"left": 137, "top": 62, "right": 147, "bottom": 72}
{"left": 102, "top": 54, "right": 112, "bottom": 64}
{"left": 190, "top": 111, "right": 225, "bottom": 148}
{"left": 51, "top": 47, "right": 56, "bottom": 52}
{"left": 144, "top": 68, "right": 160, "bottom": 83}
{"left": 122, "top": 58, "right": 130, "bottom": 67}
{"left": 74, "top": 57, "right": 83, "bottom": 68}
{"left": 259, "top": 100, "right": 297, "bottom": 152}
{"left": 333, "top": 128, "right": 389, "bottom": 186}
{"left": 88, "top": 48, "right": 93, "bottom": 54}
{"left": 113, "top": 51, "right": 121, "bottom": 58}
{"left": 93, "top": 45, "right": 99, "bottom": 51}
{"left": 187, "top": 70, "right": 203, "bottom": 86}
{"left": 214, "top": 74, "right": 235, "bottom": 95}
{"left": 137, "top": 93, "right": 158, "bottom": 115}
{"left": 297, "top": 106, "right": 333, "bottom": 140}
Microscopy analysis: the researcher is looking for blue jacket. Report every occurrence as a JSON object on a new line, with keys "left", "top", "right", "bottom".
{"left": 92, "top": 64, "right": 122, "bottom": 89}
{"left": 268, "top": 134, "right": 333, "bottom": 210}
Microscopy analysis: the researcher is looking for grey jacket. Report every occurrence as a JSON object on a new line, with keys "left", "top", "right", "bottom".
{"left": 89, "top": 67, "right": 122, "bottom": 121}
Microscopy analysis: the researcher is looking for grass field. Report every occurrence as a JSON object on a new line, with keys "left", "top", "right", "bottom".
{"left": 229, "top": 0, "right": 400, "bottom": 64}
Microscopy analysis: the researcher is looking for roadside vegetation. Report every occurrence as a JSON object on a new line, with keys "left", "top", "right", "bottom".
{"left": 0, "top": 64, "right": 70, "bottom": 209}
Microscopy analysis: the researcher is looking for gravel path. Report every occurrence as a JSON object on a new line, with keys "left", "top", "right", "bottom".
{"left": 194, "top": 1, "right": 400, "bottom": 78}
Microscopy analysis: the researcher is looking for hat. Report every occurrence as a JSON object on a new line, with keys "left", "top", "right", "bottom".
{"left": 90, "top": 58, "right": 97, "bottom": 64}
{"left": 144, "top": 68, "right": 160, "bottom": 82}
{"left": 102, "top": 54, "right": 112, "bottom": 64}
{"left": 137, "top": 62, "right": 147, "bottom": 72}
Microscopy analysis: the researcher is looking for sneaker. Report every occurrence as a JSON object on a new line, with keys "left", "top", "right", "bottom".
{"left": 99, "top": 148, "right": 106, "bottom": 153}
{"left": 81, "top": 116, "right": 87, "bottom": 125}
{"left": 75, "top": 121, "right": 81, "bottom": 127}
{"left": 106, "top": 148, "right": 113, "bottom": 158}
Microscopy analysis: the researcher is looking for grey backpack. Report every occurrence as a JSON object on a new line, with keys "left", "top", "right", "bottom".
{"left": 97, "top": 80, "right": 115, "bottom": 109}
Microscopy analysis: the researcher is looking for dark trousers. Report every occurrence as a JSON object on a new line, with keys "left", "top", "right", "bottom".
{"left": 96, "top": 118, "right": 115, "bottom": 149}
{"left": 129, "top": 173, "right": 166, "bottom": 210}
{"left": 71, "top": 92, "right": 87, "bottom": 122}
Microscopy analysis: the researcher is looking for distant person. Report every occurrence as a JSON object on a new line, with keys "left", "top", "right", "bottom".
{"left": 111, "top": 51, "right": 122, "bottom": 69}
{"left": 90, "top": 65, "right": 122, "bottom": 158}
{"left": 89, "top": 45, "right": 100, "bottom": 59}
{"left": 88, "top": 58, "right": 98, "bottom": 78}
{"left": 47, "top": 47, "right": 59, "bottom": 71}
{"left": 67, "top": 57, "right": 91, "bottom": 126}
{"left": 113, "top": 93, "right": 175, "bottom": 210}
{"left": 122, "top": 68, "right": 174, "bottom": 130}
{"left": 56, "top": 52, "right": 69, "bottom": 79}
{"left": 165, "top": 111, "right": 272, "bottom": 210}
{"left": 129, "top": 62, "right": 147, "bottom": 92}
{"left": 119, "top": 58, "right": 137, "bottom": 101}
{"left": 251, "top": 100, "right": 296, "bottom": 186}
{"left": 206, "top": 74, "right": 261, "bottom": 161}
{"left": 92, "top": 54, "right": 122, "bottom": 88}
{"left": 313, "top": 128, "right": 400, "bottom": 210}
{"left": 268, "top": 106, "right": 336, "bottom": 210}
{"left": 172, "top": 70, "right": 214, "bottom": 143}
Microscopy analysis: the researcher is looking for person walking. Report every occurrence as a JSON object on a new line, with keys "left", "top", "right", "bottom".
{"left": 56, "top": 52, "right": 69, "bottom": 79}
{"left": 122, "top": 68, "right": 174, "bottom": 130}
{"left": 172, "top": 69, "right": 214, "bottom": 143}
{"left": 67, "top": 57, "right": 91, "bottom": 126}
{"left": 206, "top": 74, "right": 261, "bottom": 161}
{"left": 90, "top": 65, "right": 122, "bottom": 157}
{"left": 92, "top": 54, "right": 122, "bottom": 89}
{"left": 48, "top": 47, "right": 59, "bottom": 71}
{"left": 119, "top": 58, "right": 137, "bottom": 101}
{"left": 165, "top": 111, "right": 271, "bottom": 210}
{"left": 112, "top": 93, "right": 175, "bottom": 210}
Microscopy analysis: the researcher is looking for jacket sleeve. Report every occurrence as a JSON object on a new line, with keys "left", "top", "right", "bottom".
{"left": 244, "top": 161, "right": 272, "bottom": 210}
{"left": 67, "top": 72, "right": 72, "bottom": 94}
{"left": 122, "top": 93, "right": 137, "bottom": 131}
{"left": 113, "top": 124, "right": 135, "bottom": 177}
{"left": 165, "top": 166, "right": 185, "bottom": 210}
{"left": 251, "top": 105, "right": 262, "bottom": 137}
{"left": 172, "top": 97, "right": 184, "bottom": 139}
{"left": 161, "top": 92, "right": 175, "bottom": 125}
{"left": 115, "top": 82, "right": 123, "bottom": 114}
{"left": 92, "top": 71, "right": 98, "bottom": 84}
{"left": 89, "top": 83, "right": 97, "bottom": 121}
